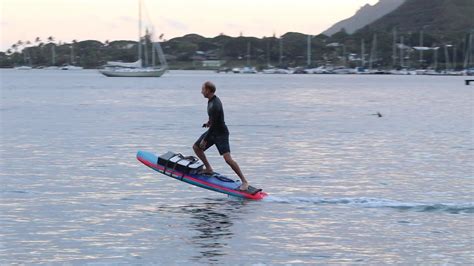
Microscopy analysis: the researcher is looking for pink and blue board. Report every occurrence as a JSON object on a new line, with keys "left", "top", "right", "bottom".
{"left": 137, "top": 151, "right": 268, "bottom": 200}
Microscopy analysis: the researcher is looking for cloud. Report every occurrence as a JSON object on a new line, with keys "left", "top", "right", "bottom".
{"left": 163, "top": 18, "right": 189, "bottom": 31}
{"left": 225, "top": 23, "right": 242, "bottom": 29}
{"left": 119, "top": 16, "right": 136, "bottom": 23}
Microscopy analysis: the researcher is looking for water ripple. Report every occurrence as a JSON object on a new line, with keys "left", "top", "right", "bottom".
{"left": 265, "top": 196, "right": 474, "bottom": 214}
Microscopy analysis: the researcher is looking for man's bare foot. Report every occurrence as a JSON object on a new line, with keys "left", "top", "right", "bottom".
{"left": 238, "top": 182, "right": 249, "bottom": 191}
{"left": 198, "top": 168, "right": 214, "bottom": 175}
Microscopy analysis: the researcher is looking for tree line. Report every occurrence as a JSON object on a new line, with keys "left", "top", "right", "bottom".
{"left": 1, "top": 30, "right": 472, "bottom": 70}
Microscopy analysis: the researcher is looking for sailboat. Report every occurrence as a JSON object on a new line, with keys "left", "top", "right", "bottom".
{"left": 463, "top": 31, "right": 473, "bottom": 75}
{"left": 15, "top": 44, "right": 33, "bottom": 70}
{"left": 239, "top": 42, "right": 257, "bottom": 73}
{"left": 262, "top": 36, "right": 290, "bottom": 74}
{"left": 99, "top": 0, "right": 167, "bottom": 77}
{"left": 62, "top": 42, "right": 83, "bottom": 70}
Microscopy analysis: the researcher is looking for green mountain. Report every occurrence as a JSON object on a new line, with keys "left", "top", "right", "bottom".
{"left": 323, "top": 0, "right": 405, "bottom": 36}
{"left": 359, "top": 0, "right": 474, "bottom": 36}
{"left": 346, "top": 0, "right": 474, "bottom": 69}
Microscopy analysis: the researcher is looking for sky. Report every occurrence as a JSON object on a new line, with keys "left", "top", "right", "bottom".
{"left": 0, "top": 0, "right": 378, "bottom": 51}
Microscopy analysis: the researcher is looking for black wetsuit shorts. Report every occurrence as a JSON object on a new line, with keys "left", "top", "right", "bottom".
{"left": 194, "top": 131, "right": 230, "bottom": 155}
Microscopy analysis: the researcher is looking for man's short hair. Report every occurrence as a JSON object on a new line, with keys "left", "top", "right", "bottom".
{"left": 204, "top": 81, "right": 216, "bottom": 93}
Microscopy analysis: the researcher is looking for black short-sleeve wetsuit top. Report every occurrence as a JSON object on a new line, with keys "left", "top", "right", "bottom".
{"left": 195, "top": 95, "right": 231, "bottom": 155}
{"left": 205, "top": 95, "right": 229, "bottom": 140}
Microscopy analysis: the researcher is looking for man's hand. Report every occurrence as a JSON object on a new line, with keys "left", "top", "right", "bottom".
{"left": 199, "top": 140, "right": 207, "bottom": 150}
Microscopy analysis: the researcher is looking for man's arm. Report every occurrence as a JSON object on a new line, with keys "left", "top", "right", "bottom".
{"left": 203, "top": 102, "right": 220, "bottom": 142}
{"left": 204, "top": 116, "right": 216, "bottom": 141}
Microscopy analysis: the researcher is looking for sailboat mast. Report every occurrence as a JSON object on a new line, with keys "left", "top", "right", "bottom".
{"left": 247, "top": 42, "right": 250, "bottom": 66}
{"left": 444, "top": 45, "right": 450, "bottom": 71}
{"left": 392, "top": 28, "right": 397, "bottom": 68}
{"left": 465, "top": 31, "right": 473, "bottom": 69}
{"left": 144, "top": 29, "right": 149, "bottom": 67}
{"left": 279, "top": 37, "right": 283, "bottom": 66}
{"left": 453, "top": 46, "right": 457, "bottom": 70}
{"left": 369, "top": 34, "right": 377, "bottom": 70}
{"left": 266, "top": 39, "right": 270, "bottom": 66}
{"left": 419, "top": 30, "right": 424, "bottom": 68}
{"left": 52, "top": 45, "right": 56, "bottom": 66}
{"left": 152, "top": 36, "right": 156, "bottom": 67}
{"left": 307, "top": 34, "right": 311, "bottom": 67}
{"left": 70, "top": 44, "right": 74, "bottom": 65}
{"left": 138, "top": 0, "right": 143, "bottom": 66}
{"left": 342, "top": 44, "right": 346, "bottom": 67}
{"left": 400, "top": 36, "right": 404, "bottom": 67}
{"left": 464, "top": 33, "right": 469, "bottom": 68}
{"left": 470, "top": 31, "right": 473, "bottom": 68}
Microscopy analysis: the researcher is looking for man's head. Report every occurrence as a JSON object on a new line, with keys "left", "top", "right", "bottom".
{"left": 201, "top": 81, "right": 216, "bottom": 99}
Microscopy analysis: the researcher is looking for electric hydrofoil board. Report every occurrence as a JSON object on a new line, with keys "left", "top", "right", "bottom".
{"left": 137, "top": 151, "right": 268, "bottom": 200}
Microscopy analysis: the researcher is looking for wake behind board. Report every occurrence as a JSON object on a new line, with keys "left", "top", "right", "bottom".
{"left": 137, "top": 151, "right": 268, "bottom": 200}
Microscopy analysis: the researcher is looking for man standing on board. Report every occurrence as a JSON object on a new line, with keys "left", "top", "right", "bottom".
{"left": 193, "top": 81, "right": 250, "bottom": 191}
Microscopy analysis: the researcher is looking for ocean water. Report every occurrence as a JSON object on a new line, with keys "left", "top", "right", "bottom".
{"left": 0, "top": 69, "right": 473, "bottom": 265}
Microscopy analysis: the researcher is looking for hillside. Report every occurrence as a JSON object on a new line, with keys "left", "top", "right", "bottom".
{"left": 323, "top": 0, "right": 406, "bottom": 36}
{"left": 359, "top": 0, "right": 474, "bottom": 35}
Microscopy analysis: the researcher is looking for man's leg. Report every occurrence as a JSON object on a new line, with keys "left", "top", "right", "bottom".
{"left": 193, "top": 144, "right": 213, "bottom": 173}
{"left": 223, "top": 152, "right": 249, "bottom": 190}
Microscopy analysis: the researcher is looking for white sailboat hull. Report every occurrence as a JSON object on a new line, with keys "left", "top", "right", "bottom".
{"left": 15, "top": 66, "right": 33, "bottom": 70}
{"left": 61, "top": 65, "right": 84, "bottom": 70}
{"left": 99, "top": 68, "right": 166, "bottom": 77}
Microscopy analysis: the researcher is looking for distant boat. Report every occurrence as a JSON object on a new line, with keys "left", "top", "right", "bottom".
{"left": 390, "top": 69, "right": 411, "bottom": 75}
{"left": 239, "top": 66, "right": 258, "bottom": 74}
{"left": 237, "top": 42, "right": 258, "bottom": 74}
{"left": 306, "top": 66, "right": 331, "bottom": 74}
{"left": 262, "top": 68, "right": 290, "bottom": 74}
{"left": 292, "top": 67, "right": 309, "bottom": 74}
{"left": 230, "top": 66, "right": 257, "bottom": 74}
{"left": 44, "top": 66, "right": 60, "bottom": 70}
{"left": 99, "top": 0, "right": 167, "bottom": 78}
{"left": 332, "top": 67, "right": 356, "bottom": 74}
{"left": 61, "top": 65, "right": 83, "bottom": 70}
{"left": 14, "top": 66, "right": 32, "bottom": 70}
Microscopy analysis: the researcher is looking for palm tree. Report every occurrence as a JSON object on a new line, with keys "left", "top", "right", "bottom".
{"left": 35, "top": 37, "right": 44, "bottom": 47}
{"left": 16, "top": 40, "right": 24, "bottom": 56}
{"left": 11, "top": 44, "right": 18, "bottom": 53}
{"left": 13, "top": 40, "right": 27, "bottom": 65}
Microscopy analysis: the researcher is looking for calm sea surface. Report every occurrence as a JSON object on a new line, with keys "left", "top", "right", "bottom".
{"left": 1, "top": 69, "right": 473, "bottom": 264}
